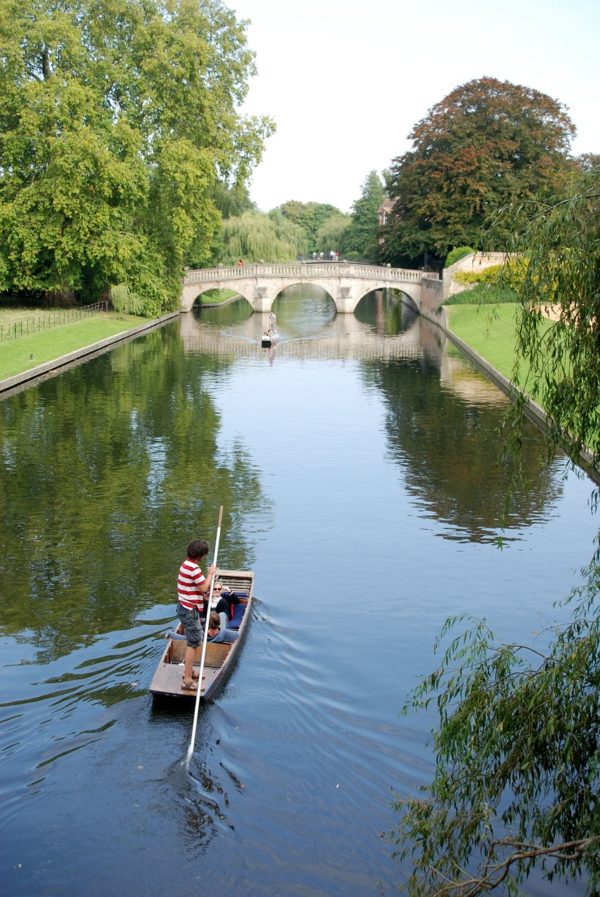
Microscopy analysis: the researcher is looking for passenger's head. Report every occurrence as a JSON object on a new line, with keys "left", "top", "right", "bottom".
{"left": 209, "top": 612, "right": 220, "bottom": 628}
{"left": 186, "top": 539, "right": 209, "bottom": 561}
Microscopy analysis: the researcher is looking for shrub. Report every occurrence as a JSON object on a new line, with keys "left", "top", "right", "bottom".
{"left": 454, "top": 256, "right": 529, "bottom": 290}
{"left": 445, "top": 283, "right": 517, "bottom": 305}
{"left": 109, "top": 283, "right": 145, "bottom": 316}
{"left": 444, "top": 246, "right": 474, "bottom": 267}
{"left": 455, "top": 264, "right": 503, "bottom": 285}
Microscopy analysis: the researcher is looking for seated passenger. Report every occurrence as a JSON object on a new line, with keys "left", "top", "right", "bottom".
{"left": 207, "top": 612, "right": 239, "bottom": 644}
{"left": 212, "top": 582, "right": 248, "bottom": 629}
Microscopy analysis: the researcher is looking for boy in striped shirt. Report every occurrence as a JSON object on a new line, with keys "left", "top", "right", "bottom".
{"left": 177, "top": 539, "right": 216, "bottom": 690}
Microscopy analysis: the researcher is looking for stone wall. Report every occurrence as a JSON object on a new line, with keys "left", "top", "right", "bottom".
{"left": 420, "top": 274, "right": 444, "bottom": 317}
{"left": 442, "top": 252, "right": 512, "bottom": 300}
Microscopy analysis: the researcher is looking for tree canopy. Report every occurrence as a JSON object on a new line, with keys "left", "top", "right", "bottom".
{"left": 276, "top": 200, "right": 342, "bottom": 255}
{"left": 382, "top": 77, "right": 576, "bottom": 267}
{"left": 0, "top": 0, "right": 272, "bottom": 314}
{"left": 214, "top": 209, "right": 307, "bottom": 264}
{"left": 315, "top": 212, "right": 351, "bottom": 256}
{"left": 393, "top": 166, "right": 600, "bottom": 896}
{"left": 343, "top": 170, "right": 385, "bottom": 261}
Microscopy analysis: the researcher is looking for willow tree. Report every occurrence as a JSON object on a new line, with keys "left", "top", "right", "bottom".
{"left": 216, "top": 209, "right": 307, "bottom": 264}
{"left": 394, "top": 167, "right": 600, "bottom": 895}
{"left": 0, "top": 0, "right": 273, "bottom": 314}
{"left": 315, "top": 212, "right": 351, "bottom": 256}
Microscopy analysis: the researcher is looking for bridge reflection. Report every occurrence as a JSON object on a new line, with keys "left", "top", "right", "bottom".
{"left": 178, "top": 303, "right": 425, "bottom": 362}
{"left": 178, "top": 305, "right": 509, "bottom": 410}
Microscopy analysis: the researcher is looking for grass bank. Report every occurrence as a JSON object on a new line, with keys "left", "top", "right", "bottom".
{"left": 0, "top": 312, "right": 145, "bottom": 380}
{"left": 198, "top": 288, "right": 239, "bottom": 305}
{"left": 447, "top": 303, "right": 552, "bottom": 388}
{"left": 447, "top": 303, "right": 521, "bottom": 380}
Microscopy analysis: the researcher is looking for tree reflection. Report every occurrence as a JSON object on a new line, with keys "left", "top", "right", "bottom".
{"left": 0, "top": 324, "right": 263, "bottom": 658}
{"left": 363, "top": 347, "right": 562, "bottom": 543}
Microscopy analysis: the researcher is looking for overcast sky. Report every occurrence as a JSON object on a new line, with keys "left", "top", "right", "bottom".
{"left": 230, "top": 0, "right": 600, "bottom": 214}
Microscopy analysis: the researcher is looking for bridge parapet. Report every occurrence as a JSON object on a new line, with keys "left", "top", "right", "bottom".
{"left": 184, "top": 263, "right": 423, "bottom": 284}
{"left": 181, "top": 262, "right": 442, "bottom": 314}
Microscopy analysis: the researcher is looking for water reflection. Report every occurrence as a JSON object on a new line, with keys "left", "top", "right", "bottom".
{"left": 0, "top": 326, "right": 262, "bottom": 658}
{"left": 367, "top": 355, "right": 560, "bottom": 542}
{"left": 193, "top": 287, "right": 559, "bottom": 543}
{"left": 0, "top": 284, "right": 589, "bottom": 897}
{"left": 188, "top": 290, "right": 424, "bottom": 362}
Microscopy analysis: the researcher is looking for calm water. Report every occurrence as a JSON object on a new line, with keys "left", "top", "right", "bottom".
{"left": 0, "top": 290, "right": 597, "bottom": 896}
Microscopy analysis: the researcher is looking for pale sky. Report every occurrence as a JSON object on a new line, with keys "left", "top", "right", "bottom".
{"left": 230, "top": 0, "right": 600, "bottom": 214}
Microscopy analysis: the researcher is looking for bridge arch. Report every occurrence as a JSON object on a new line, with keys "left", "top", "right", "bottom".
{"left": 181, "top": 263, "right": 443, "bottom": 316}
{"left": 184, "top": 283, "right": 254, "bottom": 309}
{"left": 351, "top": 282, "right": 421, "bottom": 313}
{"left": 271, "top": 280, "right": 336, "bottom": 305}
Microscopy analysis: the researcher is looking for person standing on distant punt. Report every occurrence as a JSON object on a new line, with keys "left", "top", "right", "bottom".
{"left": 177, "top": 539, "right": 217, "bottom": 691}
{"left": 206, "top": 612, "right": 239, "bottom": 644}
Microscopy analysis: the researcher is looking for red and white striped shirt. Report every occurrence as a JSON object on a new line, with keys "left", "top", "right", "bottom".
{"left": 177, "top": 559, "right": 206, "bottom": 612}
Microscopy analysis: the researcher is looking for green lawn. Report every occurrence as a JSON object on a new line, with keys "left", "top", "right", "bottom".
{"left": 0, "top": 313, "right": 144, "bottom": 380}
{"left": 447, "top": 303, "right": 556, "bottom": 404}
{"left": 447, "top": 303, "right": 522, "bottom": 380}
{"left": 198, "top": 288, "right": 239, "bottom": 304}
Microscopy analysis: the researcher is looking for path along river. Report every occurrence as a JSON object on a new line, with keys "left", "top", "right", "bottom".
{"left": 0, "top": 288, "right": 597, "bottom": 896}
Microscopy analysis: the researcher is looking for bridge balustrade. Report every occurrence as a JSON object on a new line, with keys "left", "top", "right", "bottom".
{"left": 184, "top": 263, "right": 425, "bottom": 284}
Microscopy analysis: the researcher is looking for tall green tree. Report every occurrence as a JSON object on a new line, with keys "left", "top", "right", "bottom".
{"left": 315, "top": 212, "right": 351, "bottom": 256}
{"left": 276, "top": 200, "right": 342, "bottom": 254}
{"left": 393, "top": 167, "right": 600, "bottom": 896}
{"left": 0, "top": 0, "right": 272, "bottom": 314}
{"left": 343, "top": 170, "right": 385, "bottom": 261}
{"left": 382, "top": 77, "right": 576, "bottom": 267}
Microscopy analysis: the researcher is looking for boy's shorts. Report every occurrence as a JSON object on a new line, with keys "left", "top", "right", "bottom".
{"left": 176, "top": 604, "right": 203, "bottom": 648}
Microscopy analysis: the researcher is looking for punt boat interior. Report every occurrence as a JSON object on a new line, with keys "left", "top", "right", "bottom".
{"left": 149, "top": 569, "right": 254, "bottom": 700}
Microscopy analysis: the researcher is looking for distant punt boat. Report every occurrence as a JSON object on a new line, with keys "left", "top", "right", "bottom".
{"left": 149, "top": 569, "right": 254, "bottom": 701}
{"left": 261, "top": 332, "right": 278, "bottom": 348}
{"left": 262, "top": 313, "right": 278, "bottom": 348}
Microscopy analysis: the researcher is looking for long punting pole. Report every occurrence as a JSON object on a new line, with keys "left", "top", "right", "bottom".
{"left": 186, "top": 505, "right": 223, "bottom": 764}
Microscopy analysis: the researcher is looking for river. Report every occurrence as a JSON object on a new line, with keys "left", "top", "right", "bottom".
{"left": 0, "top": 288, "right": 597, "bottom": 896}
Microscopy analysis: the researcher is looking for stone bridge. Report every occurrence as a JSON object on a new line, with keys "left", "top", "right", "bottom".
{"left": 181, "top": 263, "right": 444, "bottom": 315}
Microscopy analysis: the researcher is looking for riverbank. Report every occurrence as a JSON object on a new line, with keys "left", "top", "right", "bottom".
{"left": 434, "top": 302, "right": 598, "bottom": 484}
{"left": 0, "top": 311, "right": 178, "bottom": 395}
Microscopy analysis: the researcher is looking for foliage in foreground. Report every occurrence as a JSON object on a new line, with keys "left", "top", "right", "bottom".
{"left": 509, "top": 170, "right": 600, "bottom": 469}
{"left": 394, "top": 572, "right": 600, "bottom": 897}
{"left": 394, "top": 168, "right": 600, "bottom": 895}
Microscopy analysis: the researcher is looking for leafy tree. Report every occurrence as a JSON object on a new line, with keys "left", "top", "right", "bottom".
{"left": 215, "top": 209, "right": 306, "bottom": 264}
{"left": 0, "top": 0, "right": 272, "bottom": 314}
{"left": 315, "top": 212, "right": 351, "bottom": 255}
{"left": 393, "top": 167, "right": 600, "bottom": 895}
{"left": 211, "top": 181, "right": 255, "bottom": 220}
{"left": 276, "top": 201, "right": 342, "bottom": 254}
{"left": 382, "top": 77, "right": 577, "bottom": 267}
{"left": 343, "top": 170, "right": 385, "bottom": 261}
{"left": 578, "top": 153, "right": 600, "bottom": 172}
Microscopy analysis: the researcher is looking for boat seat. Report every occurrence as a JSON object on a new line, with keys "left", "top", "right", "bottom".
{"left": 228, "top": 603, "right": 246, "bottom": 630}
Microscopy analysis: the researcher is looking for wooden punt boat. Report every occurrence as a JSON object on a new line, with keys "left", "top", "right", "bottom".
{"left": 261, "top": 313, "right": 279, "bottom": 348}
{"left": 261, "top": 331, "right": 279, "bottom": 348}
{"left": 149, "top": 568, "right": 254, "bottom": 700}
